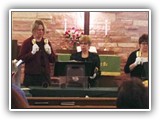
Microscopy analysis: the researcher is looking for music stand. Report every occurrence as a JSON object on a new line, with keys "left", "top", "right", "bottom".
{"left": 54, "top": 61, "right": 95, "bottom": 88}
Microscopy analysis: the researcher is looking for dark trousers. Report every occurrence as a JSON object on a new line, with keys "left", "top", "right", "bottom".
{"left": 88, "top": 79, "right": 97, "bottom": 87}
{"left": 23, "top": 74, "right": 50, "bottom": 87}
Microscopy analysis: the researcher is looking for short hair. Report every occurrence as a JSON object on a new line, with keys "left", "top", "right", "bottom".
{"left": 139, "top": 34, "right": 148, "bottom": 44}
{"left": 79, "top": 35, "right": 91, "bottom": 45}
{"left": 11, "top": 85, "right": 29, "bottom": 109}
{"left": 116, "top": 78, "right": 149, "bottom": 109}
{"left": 31, "top": 20, "right": 46, "bottom": 34}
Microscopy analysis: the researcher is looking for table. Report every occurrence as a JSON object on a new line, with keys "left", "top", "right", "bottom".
{"left": 27, "top": 87, "right": 118, "bottom": 97}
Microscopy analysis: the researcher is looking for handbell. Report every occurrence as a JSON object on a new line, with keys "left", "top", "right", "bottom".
{"left": 44, "top": 38, "right": 48, "bottom": 44}
{"left": 136, "top": 51, "right": 141, "bottom": 57}
{"left": 32, "top": 39, "right": 36, "bottom": 44}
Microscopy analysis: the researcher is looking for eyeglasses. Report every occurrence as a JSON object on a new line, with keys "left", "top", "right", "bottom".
{"left": 141, "top": 42, "right": 148, "bottom": 45}
{"left": 80, "top": 42, "right": 88, "bottom": 45}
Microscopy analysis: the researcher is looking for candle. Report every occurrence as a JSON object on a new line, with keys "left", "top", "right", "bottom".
{"left": 64, "top": 19, "right": 67, "bottom": 32}
{"left": 105, "top": 20, "right": 108, "bottom": 35}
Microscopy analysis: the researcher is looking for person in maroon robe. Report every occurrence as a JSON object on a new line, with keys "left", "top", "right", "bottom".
{"left": 18, "top": 20, "right": 56, "bottom": 87}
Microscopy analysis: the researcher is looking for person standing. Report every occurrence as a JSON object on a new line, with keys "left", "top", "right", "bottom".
{"left": 18, "top": 20, "right": 56, "bottom": 87}
{"left": 124, "top": 34, "right": 148, "bottom": 80}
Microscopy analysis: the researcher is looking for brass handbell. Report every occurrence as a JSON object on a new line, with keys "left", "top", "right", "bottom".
{"left": 136, "top": 51, "right": 141, "bottom": 57}
{"left": 44, "top": 38, "right": 48, "bottom": 44}
{"left": 32, "top": 39, "right": 36, "bottom": 44}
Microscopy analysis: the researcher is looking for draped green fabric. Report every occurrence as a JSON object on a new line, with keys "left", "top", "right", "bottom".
{"left": 58, "top": 54, "right": 71, "bottom": 61}
{"left": 99, "top": 55, "right": 120, "bottom": 76}
{"left": 57, "top": 54, "right": 121, "bottom": 76}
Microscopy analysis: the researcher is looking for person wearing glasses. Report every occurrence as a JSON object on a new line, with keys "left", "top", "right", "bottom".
{"left": 124, "top": 34, "right": 148, "bottom": 80}
{"left": 70, "top": 35, "right": 101, "bottom": 87}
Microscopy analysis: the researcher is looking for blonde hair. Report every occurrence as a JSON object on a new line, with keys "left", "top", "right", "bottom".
{"left": 79, "top": 35, "right": 91, "bottom": 45}
{"left": 31, "top": 20, "right": 46, "bottom": 34}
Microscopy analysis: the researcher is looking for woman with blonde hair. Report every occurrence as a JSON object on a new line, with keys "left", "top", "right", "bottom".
{"left": 18, "top": 20, "right": 56, "bottom": 87}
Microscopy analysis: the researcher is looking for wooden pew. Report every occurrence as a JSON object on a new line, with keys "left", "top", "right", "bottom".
{"left": 27, "top": 97, "right": 117, "bottom": 109}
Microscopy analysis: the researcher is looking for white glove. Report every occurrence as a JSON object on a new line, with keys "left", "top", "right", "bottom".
{"left": 44, "top": 44, "right": 51, "bottom": 55}
{"left": 31, "top": 44, "right": 39, "bottom": 54}
{"left": 141, "top": 57, "right": 148, "bottom": 64}
{"left": 134, "top": 57, "right": 142, "bottom": 66}
{"left": 89, "top": 73, "right": 97, "bottom": 79}
{"left": 12, "top": 59, "right": 18, "bottom": 73}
